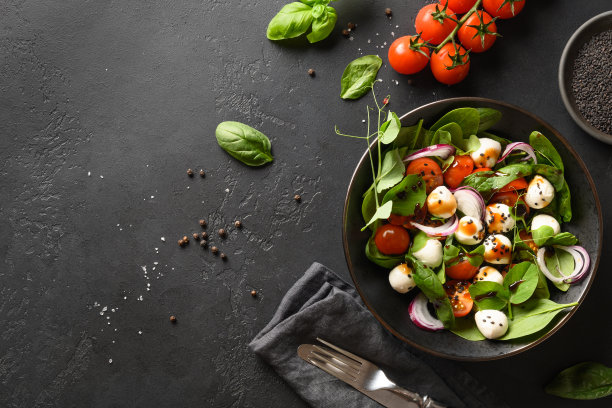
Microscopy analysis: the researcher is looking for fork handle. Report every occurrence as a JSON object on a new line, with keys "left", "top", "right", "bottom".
{"left": 386, "top": 387, "right": 447, "bottom": 408}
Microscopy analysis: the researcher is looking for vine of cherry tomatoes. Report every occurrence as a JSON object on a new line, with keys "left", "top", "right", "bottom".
{"left": 388, "top": 0, "right": 526, "bottom": 85}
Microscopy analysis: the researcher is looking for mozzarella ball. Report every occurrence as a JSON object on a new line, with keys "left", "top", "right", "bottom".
{"left": 485, "top": 203, "right": 516, "bottom": 234}
{"left": 388, "top": 264, "right": 416, "bottom": 294}
{"left": 455, "top": 216, "right": 485, "bottom": 245}
{"left": 483, "top": 234, "right": 512, "bottom": 264}
{"left": 531, "top": 214, "right": 561, "bottom": 235}
{"left": 473, "top": 266, "right": 504, "bottom": 285}
{"left": 475, "top": 310, "right": 508, "bottom": 339}
{"left": 412, "top": 238, "right": 443, "bottom": 268}
{"left": 426, "top": 186, "right": 457, "bottom": 219}
{"left": 470, "top": 138, "right": 502, "bottom": 168}
{"left": 524, "top": 175, "right": 555, "bottom": 209}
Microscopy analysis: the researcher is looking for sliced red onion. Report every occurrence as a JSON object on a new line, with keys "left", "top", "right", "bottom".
{"left": 451, "top": 187, "right": 485, "bottom": 220}
{"left": 410, "top": 215, "right": 458, "bottom": 237}
{"left": 536, "top": 245, "right": 590, "bottom": 284}
{"left": 497, "top": 142, "right": 537, "bottom": 164}
{"left": 403, "top": 144, "right": 455, "bottom": 163}
{"left": 409, "top": 293, "right": 444, "bottom": 332}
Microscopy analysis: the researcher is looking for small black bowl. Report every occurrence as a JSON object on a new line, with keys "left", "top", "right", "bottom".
{"left": 559, "top": 11, "right": 612, "bottom": 144}
{"left": 342, "top": 98, "right": 602, "bottom": 361}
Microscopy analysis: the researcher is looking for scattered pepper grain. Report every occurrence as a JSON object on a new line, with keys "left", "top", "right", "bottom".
{"left": 342, "top": 29, "right": 350, "bottom": 37}
{"left": 218, "top": 228, "right": 227, "bottom": 238}
{"left": 251, "top": 290, "right": 257, "bottom": 297}
{"left": 234, "top": 220, "right": 242, "bottom": 229}
{"left": 201, "top": 231, "right": 208, "bottom": 240}
{"left": 211, "top": 246, "right": 219, "bottom": 255}
{"left": 294, "top": 194, "right": 302, "bottom": 202}
{"left": 308, "top": 68, "right": 315, "bottom": 77}
{"left": 170, "top": 315, "right": 177, "bottom": 323}
{"left": 348, "top": 22, "right": 356, "bottom": 30}
{"left": 385, "top": 8, "right": 392, "bottom": 17}
{"left": 199, "top": 219, "right": 207, "bottom": 227}
{"left": 200, "top": 240, "right": 208, "bottom": 248}
{"left": 187, "top": 168, "right": 194, "bottom": 177}
{"left": 199, "top": 169, "right": 205, "bottom": 178}
{"left": 192, "top": 233, "right": 200, "bottom": 240}
{"left": 220, "top": 253, "right": 227, "bottom": 260}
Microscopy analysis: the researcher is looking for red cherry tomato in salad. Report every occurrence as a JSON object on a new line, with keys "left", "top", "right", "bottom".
{"left": 388, "top": 36, "right": 431, "bottom": 75}
{"left": 444, "top": 155, "right": 474, "bottom": 188}
{"left": 430, "top": 43, "right": 470, "bottom": 85}
{"left": 444, "top": 280, "right": 474, "bottom": 317}
{"left": 499, "top": 177, "right": 528, "bottom": 192}
{"left": 446, "top": 258, "right": 479, "bottom": 280}
{"left": 483, "top": 0, "right": 525, "bottom": 19}
{"left": 374, "top": 224, "right": 411, "bottom": 255}
{"left": 405, "top": 158, "right": 443, "bottom": 194}
{"left": 457, "top": 11, "right": 498, "bottom": 53}
{"left": 489, "top": 190, "right": 519, "bottom": 207}
{"left": 415, "top": 3, "right": 457, "bottom": 45}
{"left": 441, "top": 0, "right": 478, "bottom": 14}
{"left": 388, "top": 213, "right": 409, "bottom": 225}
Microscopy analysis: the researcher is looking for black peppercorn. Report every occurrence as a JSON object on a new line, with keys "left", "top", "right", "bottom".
{"left": 385, "top": 8, "right": 392, "bottom": 16}
{"left": 308, "top": 68, "right": 315, "bottom": 77}
{"left": 199, "top": 219, "right": 207, "bottom": 227}
{"left": 342, "top": 29, "right": 349, "bottom": 37}
{"left": 234, "top": 220, "right": 242, "bottom": 229}
{"left": 201, "top": 231, "right": 208, "bottom": 240}
{"left": 347, "top": 22, "right": 356, "bottom": 30}
{"left": 220, "top": 253, "right": 227, "bottom": 260}
{"left": 218, "top": 228, "right": 227, "bottom": 238}
{"left": 170, "top": 315, "right": 177, "bottom": 323}
{"left": 211, "top": 246, "right": 219, "bottom": 255}
{"left": 187, "top": 168, "right": 194, "bottom": 177}
{"left": 251, "top": 290, "right": 257, "bottom": 297}
{"left": 199, "top": 169, "right": 205, "bottom": 178}
{"left": 192, "top": 233, "right": 200, "bottom": 240}
{"left": 200, "top": 240, "right": 207, "bottom": 248}
{"left": 294, "top": 194, "right": 301, "bottom": 202}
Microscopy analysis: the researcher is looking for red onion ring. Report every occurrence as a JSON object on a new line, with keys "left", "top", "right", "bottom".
{"left": 536, "top": 245, "right": 590, "bottom": 284}
{"left": 403, "top": 144, "right": 455, "bottom": 163}
{"left": 451, "top": 186, "right": 485, "bottom": 220}
{"left": 408, "top": 293, "right": 444, "bottom": 332}
{"left": 497, "top": 142, "right": 537, "bottom": 164}
{"left": 410, "top": 215, "right": 458, "bottom": 237}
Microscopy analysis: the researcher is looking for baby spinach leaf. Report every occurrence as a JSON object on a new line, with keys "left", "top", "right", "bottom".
{"left": 498, "top": 298, "right": 577, "bottom": 340}
{"left": 545, "top": 362, "right": 612, "bottom": 400}
{"left": 465, "top": 134, "right": 481, "bottom": 153}
{"left": 394, "top": 120, "right": 425, "bottom": 151}
{"left": 215, "top": 121, "right": 274, "bottom": 166}
{"left": 361, "top": 188, "right": 378, "bottom": 230}
{"left": 340, "top": 55, "right": 382, "bottom": 100}
{"left": 409, "top": 257, "right": 455, "bottom": 329}
{"left": 380, "top": 112, "right": 401, "bottom": 144}
{"left": 362, "top": 200, "right": 393, "bottom": 230}
{"left": 544, "top": 247, "right": 574, "bottom": 292}
{"left": 430, "top": 129, "right": 452, "bottom": 146}
{"left": 467, "top": 245, "right": 485, "bottom": 267}
{"left": 533, "top": 164, "right": 565, "bottom": 191}
{"left": 365, "top": 234, "right": 403, "bottom": 269}
{"left": 382, "top": 174, "right": 426, "bottom": 216}
{"left": 557, "top": 181, "right": 572, "bottom": 222}
{"left": 533, "top": 268, "right": 551, "bottom": 299}
{"left": 451, "top": 317, "right": 486, "bottom": 341}
{"left": 503, "top": 262, "right": 539, "bottom": 304}
{"left": 468, "top": 281, "right": 509, "bottom": 310}
{"left": 430, "top": 108, "right": 480, "bottom": 138}
{"left": 476, "top": 108, "right": 502, "bottom": 132}
{"left": 462, "top": 163, "right": 533, "bottom": 193}
{"left": 410, "top": 231, "right": 430, "bottom": 254}
{"left": 529, "top": 131, "right": 564, "bottom": 172}
{"left": 376, "top": 149, "right": 405, "bottom": 193}
{"left": 267, "top": 2, "right": 314, "bottom": 41}
{"left": 306, "top": 6, "right": 337, "bottom": 43}
{"left": 532, "top": 225, "right": 555, "bottom": 247}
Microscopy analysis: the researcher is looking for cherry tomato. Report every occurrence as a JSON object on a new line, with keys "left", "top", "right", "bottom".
{"left": 444, "top": 280, "right": 474, "bottom": 317}
{"left": 446, "top": 258, "right": 479, "bottom": 280}
{"left": 471, "top": 167, "right": 492, "bottom": 174}
{"left": 388, "top": 36, "right": 431, "bottom": 75}
{"left": 374, "top": 224, "right": 411, "bottom": 255}
{"left": 444, "top": 155, "right": 474, "bottom": 188}
{"left": 489, "top": 190, "right": 519, "bottom": 207}
{"left": 388, "top": 213, "right": 409, "bottom": 225}
{"left": 415, "top": 3, "right": 457, "bottom": 45}
{"left": 430, "top": 43, "right": 470, "bottom": 85}
{"left": 457, "top": 10, "right": 498, "bottom": 53}
{"left": 442, "top": 0, "right": 478, "bottom": 14}
{"left": 499, "top": 177, "right": 528, "bottom": 192}
{"left": 483, "top": 0, "right": 525, "bottom": 19}
{"left": 405, "top": 158, "right": 443, "bottom": 194}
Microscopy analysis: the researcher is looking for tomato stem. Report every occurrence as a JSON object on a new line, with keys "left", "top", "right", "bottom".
{"left": 435, "top": 0, "right": 484, "bottom": 52}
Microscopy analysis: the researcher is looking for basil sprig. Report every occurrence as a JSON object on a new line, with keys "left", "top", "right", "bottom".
{"left": 340, "top": 55, "right": 383, "bottom": 100}
{"left": 215, "top": 121, "right": 273, "bottom": 166}
{"left": 267, "top": 0, "right": 338, "bottom": 43}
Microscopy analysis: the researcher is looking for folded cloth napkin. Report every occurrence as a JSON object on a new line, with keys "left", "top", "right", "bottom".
{"left": 249, "top": 262, "right": 508, "bottom": 408}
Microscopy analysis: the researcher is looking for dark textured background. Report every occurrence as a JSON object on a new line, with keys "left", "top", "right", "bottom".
{"left": 1, "top": 0, "right": 611, "bottom": 407}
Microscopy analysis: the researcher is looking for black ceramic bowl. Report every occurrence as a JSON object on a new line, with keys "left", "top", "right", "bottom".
{"left": 342, "top": 98, "right": 602, "bottom": 361}
{"left": 559, "top": 11, "right": 612, "bottom": 144}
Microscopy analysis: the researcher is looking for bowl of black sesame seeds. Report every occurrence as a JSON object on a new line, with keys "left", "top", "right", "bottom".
{"left": 559, "top": 11, "right": 612, "bottom": 144}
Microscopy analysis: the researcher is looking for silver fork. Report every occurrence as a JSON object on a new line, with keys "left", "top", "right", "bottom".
{"left": 309, "top": 338, "right": 447, "bottom": 408}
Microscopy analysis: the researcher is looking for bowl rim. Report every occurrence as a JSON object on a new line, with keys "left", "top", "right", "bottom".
{"left": 342, "top": 97, "right": 603, "bottom": 361}
{"left": 558, "top": 10, "right": 612, "bottom": 144}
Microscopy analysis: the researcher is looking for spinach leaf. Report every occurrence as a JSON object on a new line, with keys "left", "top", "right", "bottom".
{"left": 430, "top": 129, "right": 452, "bottom": 146}
{"left": 462, "top": 163, "right": 533, "bottom": 193}
{"left": 467, "top": 245, "right": 485, "bottom": 267}
{"left": 340, "top": 55, "right": 382, "bottom": 100}
{"left": 394, "top": 120, "right": 424, "bottom": 151}
{"left": 533, "top": 164, "right": 564, "bottom": 191}
{"left": 532, "top": 225, "right": 554, "bottom": 247}
{"left": 529, "top": 131, "right": 564, "bottom": 172}
{"left": 545, "top": 362, "right": 612, "bottom": 400}
{"left": 437, "top": 122, "right": 463, "bottom": 149}
{"left": 409, "top": 257, "right": 455, "bottom": 328}
{"left": 361, "top": 187, "right": 378, "bottom": 230}
{"left": 451, "top": 317, "right": 486, "bottom": 341}
{"left": 503, "top": 262, "right": 539, "bottom": 304}
{"left": 468, "top": 281, "right": 509, "bottom": 310}
{"left": 476, "top": 108, "right": 502, "bottom": 132}
{"left": 532, "top": 227, "right": 578, "bottom": 247}
{"left": 382, "top": 174, "right": 426, "bottom": 216}
{"left": 362, "top": 200, "right": 393, "bottom": 230}
{"left": 215, "top": 121, "right": 274, "bottom": 166}
{"left": 498, "top": 298, "right": 577, "bottom": 340}
{"left": 430, "top": 108, "right": 480, "bottom": 138}
{"left": 410, "top": 231, "right": 430, "bottom": 254}
{"left": 380, "top": 112, "right": 401, "bottom": 144}
{"left": 365, "top": 234, "right": 403, "bottom": 269}
{"left": 544, "top": 247, "right": 574, "bottom": 292}
{"left": 533, "top": 268, "right": 551, "bottom": 299}
{"left": 306, "top": 6, "right": 337, "bottom": 43}
{"left": 266, "top": 2, "right": 314, "bottom": 40}
{"left": 376, "top": 149, "right": 405, "bottom": 193}
{"left": 557, "top": 181, "right": 572, "bottom": 222}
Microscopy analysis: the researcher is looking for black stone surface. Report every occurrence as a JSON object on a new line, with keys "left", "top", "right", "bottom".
{"left": 1, "top": 0, "right": 611, "bottom": 407}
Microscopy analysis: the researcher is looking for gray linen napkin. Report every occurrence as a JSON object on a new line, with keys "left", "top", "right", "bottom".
{"left": 249, "top": 262, "right": 508, "bottom": 408}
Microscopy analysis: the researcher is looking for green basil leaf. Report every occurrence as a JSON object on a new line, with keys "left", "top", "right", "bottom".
{"left": 468, "top": 281, "right": 509, "bottom": 310}
{"left": 545, "top": 362, "right": 612, "bottom": 400}
{"left": 306, "top": 6, "right": 337, "bottom": 43}
{"left": 409, "top": 257, "right": 455, "bottom": 329}
{"left": 476, "top": 108, "right": 502, "bottom": 132}
{"left": 311, "top": 3, "right": 325, "bottom": 18}
{"left": 377, "top": 149, "right": 405, "bottom": 193}
{"left": 450, "top": 317, "right": 486, "bottom": 341}
{"left": 430, "top": 107, "right": 480, "bottom": 138}
{"left": 362, "top": 200, "right": 393, "bottom": 230}
{"left": 498, "top": 298, "right": 577, "bottom": 340}
{"left": 340, "top": 55, "right": 382, "bottom": 100}
{"left": 267, "top": 2, "right": 314, "bottom": 41}
{"left": 382, "top": 174, "right": 426, "bottom": 216}
{"left": 365, "top": 234, "right": 403, "bottom": 268}
{"left": 380, "top": 112, "right": 401, "bottom": 144}
{"left": 215, "top": 121, "right": 273, "bottom": 166}
{"left": 529, "top": 131, "right": 564, "bottom": 171}
{"left": 503, "top": 262, "right": 539, "bottom": 304}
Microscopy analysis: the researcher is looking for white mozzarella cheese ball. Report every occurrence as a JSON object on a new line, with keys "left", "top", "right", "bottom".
{"left": 524, "top": 175, "right": 555, "bottom": 209}
{"left": 470, "top": 138, "right": 502, "bottom": 168}
{"left": 455, "top": 216, "right": 485, "bottom": 245}
{"left": 483, "top": 234, "right": 512, "bottom": 264}
{"left": 426, "top": 186, "right": 457, "bottom": 219}
{"left": 388, "top": 264, "right": 416, "bottom": 294}
{"left": 531, "top": 214, "right": 561, "bottom": 235}
{"left": 485, "top": 203, "right": 516, "bottom": 234}
{"left": 475, "top": 310, "right": 509, "bottom": 339}
{"left": 473, "top": 266, "right": 504, "bottom": 285}
{"left": 412, "top": 238, "right": 443, "bottom": 268}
